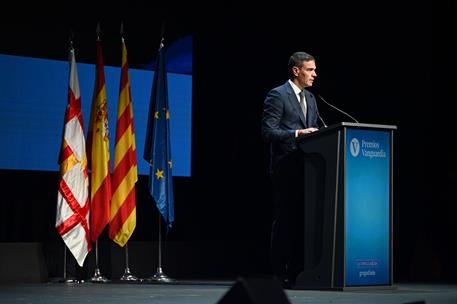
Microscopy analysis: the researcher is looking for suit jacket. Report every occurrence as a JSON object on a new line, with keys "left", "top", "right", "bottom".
{"left": 262, "top": 81, "right": 319, "bottom": 168}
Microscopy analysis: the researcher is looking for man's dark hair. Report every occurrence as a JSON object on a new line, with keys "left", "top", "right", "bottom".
{"left": 288, "top": 52, "right": 315, "bottom": 78}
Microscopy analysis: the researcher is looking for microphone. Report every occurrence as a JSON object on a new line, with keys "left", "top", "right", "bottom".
{"left": 317, "top": 94, "right": 359, "bottom": 123}
{"left": 314, "top": 99, "right": 328, "bottom": 128}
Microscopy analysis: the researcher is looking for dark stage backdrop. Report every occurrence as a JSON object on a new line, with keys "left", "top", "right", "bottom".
{"left": 0, "top": 3, "right": 455, "bottom": 282}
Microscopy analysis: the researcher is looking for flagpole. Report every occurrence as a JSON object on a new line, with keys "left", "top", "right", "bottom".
{"left": 63, "top": 245, "right": 66, "bottom": 280}
{"left": 148, "top": 214, "right": 173, "bottom": 283}
{"left": 59, "top": 245, "right": 78, "bottom": 283}
{"left": 144, "top": 32, "right": 175, "bottom": 284}
{"left": 57, "top": 34, "right": 89, "bottom": 284}
{"left": 89, "top": 240, "right": 109, "bottom": 283}
{"left": 119, "top": 243, "right": 138, "bottom": 281}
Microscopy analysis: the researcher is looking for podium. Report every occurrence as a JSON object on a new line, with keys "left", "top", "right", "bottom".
{"left": 294, "top": 122, "right": 396, "bottom": 290}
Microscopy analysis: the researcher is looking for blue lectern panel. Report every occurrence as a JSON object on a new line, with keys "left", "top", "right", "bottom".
{"left": 345, "top": 128, "right": 390, "bottom": 286}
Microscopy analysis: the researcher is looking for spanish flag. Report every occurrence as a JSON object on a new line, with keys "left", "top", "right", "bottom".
{"left": 109, "top": 38, "right": 138, "bottom": 247}
{"left": 87, "top": 38, "right": 111, "bottom": 243}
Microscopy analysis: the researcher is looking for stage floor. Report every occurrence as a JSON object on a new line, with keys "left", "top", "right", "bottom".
{"left": 0, "top": 281, "right": 455, "bottom": 304}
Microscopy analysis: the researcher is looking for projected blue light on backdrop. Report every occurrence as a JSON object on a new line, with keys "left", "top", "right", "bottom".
{"left": 0, "top": 49, "right": 192, "bottom": 176}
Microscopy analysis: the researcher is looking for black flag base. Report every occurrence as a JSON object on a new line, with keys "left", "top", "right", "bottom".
{"left": 146, "top": 267, "right": 174, "bottom": 283}
{"left": 89, "top": 267, "right": 110, "bottom": 283}
{"left": 119, "top": 267, "right": 139, "bottom": 282}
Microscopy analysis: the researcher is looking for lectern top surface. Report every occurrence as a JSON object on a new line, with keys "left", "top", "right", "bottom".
{"left": 298, "top": 122, "right": 397, "bottom": 140}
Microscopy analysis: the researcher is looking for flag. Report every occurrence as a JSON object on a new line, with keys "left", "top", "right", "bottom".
{"left": 87, "top": 38, "right": 111, "bottom": 242}
{"left": 56, "top": 47, "right": 91, "bottom": 266}
{"left": 143, "top": 41, "right": 174, "bottom": 229}
{"left": 108, "top": 38, "right": 138, "bottom": 247}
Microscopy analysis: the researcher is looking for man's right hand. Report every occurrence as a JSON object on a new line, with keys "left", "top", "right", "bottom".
{"left": 297, "top": 128, "right": 318, "bottom": 136}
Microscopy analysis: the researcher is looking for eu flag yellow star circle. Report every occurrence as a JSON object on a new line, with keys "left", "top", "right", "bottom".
{"left": 155, "top": 169, "right": 164, "bottom": 179}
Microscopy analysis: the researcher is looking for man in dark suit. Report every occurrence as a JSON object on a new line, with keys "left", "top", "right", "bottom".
{"left": 261, "top": 51, "right": 320, "bottom": 287}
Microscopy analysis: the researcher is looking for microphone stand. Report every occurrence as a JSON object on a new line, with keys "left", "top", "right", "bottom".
{"left": 317, "top": 94, "right": 359, "bottom": 123}
{"left": 315, "top": 101, "right": 328, "bottom": 128}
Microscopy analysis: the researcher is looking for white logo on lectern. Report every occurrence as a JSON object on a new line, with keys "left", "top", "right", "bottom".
{"left": 350, "top": 138, "right": 360, "bottom": 157}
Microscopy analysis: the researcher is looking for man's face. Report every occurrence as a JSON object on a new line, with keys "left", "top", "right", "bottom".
{"left": 295, "top": 60, "right": 317, "bottom": 88}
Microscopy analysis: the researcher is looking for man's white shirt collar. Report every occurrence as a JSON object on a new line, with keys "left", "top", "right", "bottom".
{"left": 288, "top": 79, "right": 302, "bottom": 96}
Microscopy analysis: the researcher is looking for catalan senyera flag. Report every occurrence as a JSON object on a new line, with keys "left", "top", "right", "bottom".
{"left": 87, "top": 38, "right": 111, "bottom": 243}
{"left": 56, "top": 47, "right": 91, "bottom": 266}
{"left": 108, "top": 38, "right": 138, "bottom": 247}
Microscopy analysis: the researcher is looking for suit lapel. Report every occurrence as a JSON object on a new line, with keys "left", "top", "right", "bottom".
{"left": 286, "top": 84, "right": 307, "bottom": 127}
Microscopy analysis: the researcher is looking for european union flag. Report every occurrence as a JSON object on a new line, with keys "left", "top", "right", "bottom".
{"left": 144, "top": 41, "right": 174, "bottom": 229}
